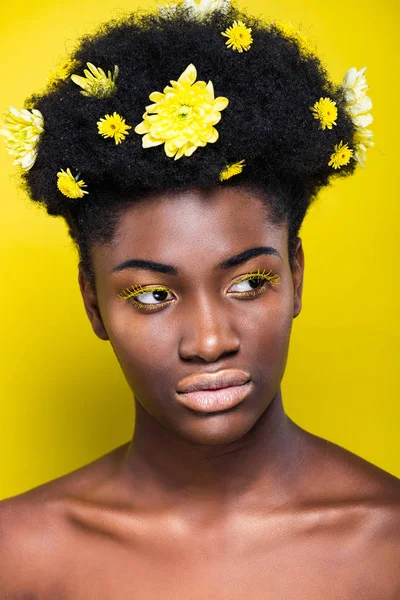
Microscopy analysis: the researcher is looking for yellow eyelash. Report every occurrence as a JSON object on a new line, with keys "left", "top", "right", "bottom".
{"left": 231, "top": 268, "right": 281, "bottom": 297}
{"left": 118, "top": 283, "right": 171, "bottom": 300}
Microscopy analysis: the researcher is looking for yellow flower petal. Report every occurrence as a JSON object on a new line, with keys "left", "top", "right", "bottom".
{"left": 219, "top": 159, "right": 246, "bottom": 181}
{"left": 97, "top": 111, "right": 132, "bottom": 145}
{"left": 134, "top": 64, "right": 229, "bottom": 159}
{"left": 71, "top": 62, "right": 118, "bottom": 99}
{"left": 311, "top": 97, "right": 338, "bottom": 130}
{"left": 221, "top": 20, "right": 253, "bottom": 53}
{"left": 328, "top": 141, "right": 353, "bottom": 170}
{"left": 57, "top": 168, "right": 88, "bottom": 198}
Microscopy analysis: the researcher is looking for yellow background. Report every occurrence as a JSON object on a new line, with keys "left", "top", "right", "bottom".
{"left": 0, "top": 0, "right": 398, "bottom": 500}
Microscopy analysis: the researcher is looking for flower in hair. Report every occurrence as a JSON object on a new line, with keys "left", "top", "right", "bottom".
{"left": 353, "top": 127, "right": 374, "bottom": 168}
{"left": 273, "top": 20, "right": 315, "bottom": 56}
{"left": 47, "top": 58, "right": 81, "bottom": 86}
{"left": 341, "top": 67, "right": 373, "bottom": 167}
{"left": 183, "top": 0, "right": 230, "bottom": 18}
{"left": 221, "top": 20, "right": 253, "bottom": 52}
{"left": 57, "top": 168, "right": 88, "bottom": 198}
{"left": 158, "top": 1, "right": 181, "bottom": 16}
{"left": 0, "top": 107, "right": 44, "bottom": 170}
{"left": 134, "top": 63, "right": 229, "bottom": 160}
{"left": 311, "top": 97, "right": 338, "bottom": 130}
{"left": 97, "top": 112, "right": 132, "bottom": 144}
{"left": 328, "top": 141, "right": 353, "bottom": 170}
{"left": 71, "top": 62, "right": 119, "bottom": 99}
{"left": 219, "top": 159, "right": 245, "bottom": 181}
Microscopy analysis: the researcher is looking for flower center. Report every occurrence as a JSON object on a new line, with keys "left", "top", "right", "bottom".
{"left": 176, "top": 104, "right": 193, "bottom": 120}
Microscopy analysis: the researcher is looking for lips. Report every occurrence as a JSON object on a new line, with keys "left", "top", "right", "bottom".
{"left": 175, "top": 369, "right": 252, "bottom": 413}
{"left": 176, "top": 369, "right": 251, "bottom": 394}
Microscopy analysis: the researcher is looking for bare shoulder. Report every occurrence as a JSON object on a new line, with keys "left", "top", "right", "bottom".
{"left": 301, "top": 431, "right": 400, "bottom": 588}
{"left": 0, "top": 443, "right": 128, "bottom": 597}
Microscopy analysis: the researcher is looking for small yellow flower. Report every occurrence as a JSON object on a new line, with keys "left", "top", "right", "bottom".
{"left": 221, "top": 20, "right": 253, "bottom": 53}
{"left": 219, "top": 159, "right": 245, "bottom": 181}
{"left": 46, "top": 59, "right": 81, "bottom": 86}
{"left": 0, "top": 106, "right": 44, "bottom": 170}
{"left": 311, "top": 97, "right": 338, "bottom": 130}
{"left": 57, "top": 168, "right": 88, "bottom": 198}
{"left": 134, "top": 63, "right": 229, "bottom": 160}
{"left": 328, "top": 141, "right": 353, "bottom": 170}
{"left": 97, "top": 112, "right": 132, "bottom": 145}
{"left": 71, "top": 62, "right": 119, "bottom": 99}
{"left": 273, "top": 20, "right": 315, "bottom": 56}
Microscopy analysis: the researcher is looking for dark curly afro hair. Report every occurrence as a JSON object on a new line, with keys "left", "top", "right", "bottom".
{"left": 22, "top": 1, "right": 357, "bottom": 289}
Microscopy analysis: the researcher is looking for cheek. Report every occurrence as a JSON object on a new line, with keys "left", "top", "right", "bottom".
{"left": 106, "top": 307, "right": 176, "bottom": 391}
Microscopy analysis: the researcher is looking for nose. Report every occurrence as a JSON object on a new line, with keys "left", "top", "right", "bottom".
{"left": 178, "top": 293, "right": 240, "bottom": 362}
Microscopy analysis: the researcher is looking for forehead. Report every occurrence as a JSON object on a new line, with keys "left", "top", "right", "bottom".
{"left": 93, "top": 186, "right": 288, "bottom": 275}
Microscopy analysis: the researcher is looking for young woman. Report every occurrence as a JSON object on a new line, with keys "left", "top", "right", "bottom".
{"left": 0, "top": 1, "right": 399, "bottom": 597}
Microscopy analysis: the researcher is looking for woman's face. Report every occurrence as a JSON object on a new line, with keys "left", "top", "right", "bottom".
{"left": 80, "top": 186, "right": 304, "bottom": 445}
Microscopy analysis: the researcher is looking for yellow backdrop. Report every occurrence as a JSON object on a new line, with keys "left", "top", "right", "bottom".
{"left": 0, "top": 0, "right": 398, "bottom": 500}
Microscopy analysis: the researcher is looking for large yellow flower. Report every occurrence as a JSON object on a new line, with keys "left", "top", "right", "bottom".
{"left": 221, "top": 20, "right": 253, "bottom": 52}
{"left": 0, "top": 106, "right": 44, "bottom": 170}
{"left": 134, "top": 64, "right": 229, "bottom": 160}
{"left": 71, "top": 62, "right": 119, "bottom": 99}
{"left": 97, "top": 112, "right": 132, "bottom": 144}
{"left": 57, "top": 168, "right": 88, "bottom": 198}
{"left": 328, "top": 141, "right": 353, "bottom": 170}
{"left": 311, "top": 97, "right": 338, "bottom": 130}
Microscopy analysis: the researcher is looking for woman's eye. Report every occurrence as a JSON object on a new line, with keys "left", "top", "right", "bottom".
{"left": 134, "top": 288, "right": 172, "bottom": 305}
{"left": 230, "top": 276, "right": 266, "bottom": 293}
{"left": 229, "top": 270, "right": 281, "bottom": 297}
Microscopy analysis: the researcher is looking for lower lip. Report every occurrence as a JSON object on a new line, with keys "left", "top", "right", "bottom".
{"left": 176, "top": 381, "right": 252, "bottom": 413}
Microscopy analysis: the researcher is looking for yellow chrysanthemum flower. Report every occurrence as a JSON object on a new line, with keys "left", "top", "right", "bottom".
{"left": 221, "top": 20, "right": 253, "bottom": 52}
{"left": 57, "top": 168, "right": 88, "bottom": 198}
{"left": 134, "top": 63, "right": 229, "bottom": 160}
{"left": 46, "top": 59, "right": 81, "bottom": 86}
{"left": 273, "top": 20, "right": 315, "bottom": 56}
{"left": 97, "top": 112, "right": 132, "bottom": 145}
{"left": 311, "top": 97, "right": 338, "bottom": 130}
{"left": 328, "top": 141, "right": 353, "bottom": 170}
{"left": 71, "top": 62, "right": 119, "bottom": 99}
{"left": 0, "top": 106, "right": 44, "bottom": 170}
{"left": 219, "top": 159, "right": 246, "bottom": 181}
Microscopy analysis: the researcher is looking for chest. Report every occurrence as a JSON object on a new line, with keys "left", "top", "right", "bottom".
{"left": 48, "top": 532, "right": 395, "bottom": 600}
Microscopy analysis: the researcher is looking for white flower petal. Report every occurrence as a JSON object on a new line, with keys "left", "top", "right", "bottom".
{"left": 353, "top": 113, "right": 373, "bottom": 128}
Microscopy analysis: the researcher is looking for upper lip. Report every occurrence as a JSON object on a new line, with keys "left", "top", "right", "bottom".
{"left": 176, "top": 369, "right": 251, "bottom": 393}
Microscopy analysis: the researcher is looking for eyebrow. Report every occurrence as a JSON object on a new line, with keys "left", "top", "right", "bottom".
{"left": 111, "top": 246, "right": 282, "bottom": 275}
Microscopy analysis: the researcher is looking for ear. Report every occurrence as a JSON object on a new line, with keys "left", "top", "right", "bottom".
{"left": 292, "top": 237, "right": 304, "bottom": 319}
{"left": 78, "top": 263, "right": 109, "bottom": 341}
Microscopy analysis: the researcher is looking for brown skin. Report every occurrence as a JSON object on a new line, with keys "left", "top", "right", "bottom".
{"left": 1, "top": 185, "right": 399, "bottom": 599}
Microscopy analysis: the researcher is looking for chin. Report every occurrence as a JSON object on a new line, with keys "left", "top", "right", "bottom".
{"left": 167, "top": 400, "right": 267, "bottom": 446}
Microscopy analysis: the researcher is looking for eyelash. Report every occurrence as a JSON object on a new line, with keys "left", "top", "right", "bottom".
{"left": 117, "top": 268, "right": 281, "bottom": 312}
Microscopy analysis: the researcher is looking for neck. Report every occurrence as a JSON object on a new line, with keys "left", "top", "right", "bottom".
{"left": 115, "top": 389, "right": 308, "bottom": 515}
